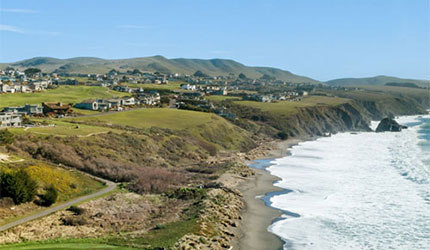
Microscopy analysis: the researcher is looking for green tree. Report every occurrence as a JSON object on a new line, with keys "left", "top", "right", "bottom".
{"left": 0, "top": 169, "right": 38, "bottom": 204}
{"left": 40, "top": 184, "right": 58, "bottom": 206}
{"left": 24, "top": 68, "right": 42, "bottom": 77}
{"left": 238, "top": 73, "right": 247, "bottom": 80}
{"left": 193, "top": 70, "right": 208, "bottom": 77}
{"left": 0, "top": 129, "right": 15, "bottom": 145}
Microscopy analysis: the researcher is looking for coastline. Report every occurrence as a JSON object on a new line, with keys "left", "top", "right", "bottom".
{"left": 232, "top": 139, "right": 303, "bottom": 250}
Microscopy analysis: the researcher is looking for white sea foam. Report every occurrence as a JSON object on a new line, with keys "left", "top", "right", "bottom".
{"left": 267, "top": 114, "right": 430, "bottom": 250}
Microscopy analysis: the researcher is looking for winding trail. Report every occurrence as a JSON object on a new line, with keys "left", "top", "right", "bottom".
{"left": 0, "top": 176, "right": 116, "bottom": 232}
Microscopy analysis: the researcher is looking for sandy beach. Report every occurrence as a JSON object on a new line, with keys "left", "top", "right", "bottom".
{"left": 232, "top": 139, "right": 302, "bottom": 250}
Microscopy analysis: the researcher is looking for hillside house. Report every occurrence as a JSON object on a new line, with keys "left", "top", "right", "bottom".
{"left": 2, "top": 104, "right": 43, "bottom": 116}
{"left": 123, "top": 97, "right": 136, "bottom": 106}
{"left": 42, "top": 102, "right": 72, "bottom": 115}
{"left": 74, "top": 100, "right": 99, "bottom": 110}
{"left": 181, "top": 84, "right": 197, "bottom": 91}
{"left": 0, "top": 112, "right": 22, "bottom": 128}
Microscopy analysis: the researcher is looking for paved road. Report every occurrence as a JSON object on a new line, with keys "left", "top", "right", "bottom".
{"left": 0, "top": 177, "right": 116, "bottom": 232}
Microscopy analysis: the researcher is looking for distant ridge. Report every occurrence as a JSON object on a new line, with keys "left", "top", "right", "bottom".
{"left": 0, "top": 56, "right": 318, "bottom": 84}
{"left": 326, "top": 75, "right": 430, "bottom": 88}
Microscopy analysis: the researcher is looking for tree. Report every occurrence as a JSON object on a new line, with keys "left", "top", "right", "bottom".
{"left": 238, "top": 73, "right": 247, "bottom": 80}
{"left": 193, "top": 70, "right": 208, "bottom": 77}
{"left": 0, "top": 129, "right": 15, "bottom": 145}
{"left": 24, "top": 68, "right": 41, "bottom": 77}
{"left": 0, "top": 169, "right": 38, "bottom": 204}
{"left": 132, "top": 69, "right": 142, "bottom": 75}
{"left": 260, "top": 74, "right": 276, "bottom": 81}
{"left": 40, "top": 184, "right": 58, "bottom": 206}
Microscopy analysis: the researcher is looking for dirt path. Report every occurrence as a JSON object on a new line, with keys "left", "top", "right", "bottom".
{"left": 0, "top": 176, "right": 116, "bottom": 232}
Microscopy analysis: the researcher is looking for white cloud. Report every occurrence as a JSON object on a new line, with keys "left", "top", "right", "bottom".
{"left": 0, "top": 24, "right": 24, "bottom": 33}
{"left": 0, "top": 8, "right": 38, "bottom": 13}
{"left": 117, "top": 25, "right": 148, "bottom": 29}
{"left": 0, "top": 24, "right": 59, "bottom": 36}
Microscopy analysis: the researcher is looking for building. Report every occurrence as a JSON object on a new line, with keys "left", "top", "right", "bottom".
{"left": 0, "top": 112, "right": 22, "bottom": 128}
{"left": 74, "top": 100, "right": 99, "bottom": 110}
{"left": 42, "top": 102, "right": 72, "bottom": 115}
{"left": 2, "top": 104, "right": 43, "bottom": 116}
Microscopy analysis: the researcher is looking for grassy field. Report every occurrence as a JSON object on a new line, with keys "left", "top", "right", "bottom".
{"left": 205, "top": 95, "right": 242, "bottom": 102}
{"left": 234, "top": 96, "right": 350, "bottom": 116}
{"left": 8, "top": 120, "right": 119, "bottom": 137}
{"left": 0, "top": 242, "right": 135, "bottom": 250}
{"left": 0, "top": 218, "right": 199, "bottom": 250}
{"left": 126, "top": 82, "right": 183, "bottom": 91}
{"left": 0, "top": 86, "right": 128, "bottom": 108}
{"left": 0, "top": 162, "right": 105, "bottom": 226}
{"left": 69, "top": 108, "right": 252, "bottom": 151}
{"left": 71, "top": 108, "right": 218, "bottom": 130}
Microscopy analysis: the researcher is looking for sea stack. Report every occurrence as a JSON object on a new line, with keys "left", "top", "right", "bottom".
{"left": 375, "top": 118, "right": 408, "bottom": 132}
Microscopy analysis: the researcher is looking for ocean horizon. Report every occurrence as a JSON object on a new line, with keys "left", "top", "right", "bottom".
{"left": 266, "top": 114, "right": 430, "bottom": 249}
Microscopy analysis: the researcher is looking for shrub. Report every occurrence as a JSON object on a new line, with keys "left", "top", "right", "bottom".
{"left": 0, "top": 169, "right": 38, "bottom": 204}
{"left": 128, "top": 168, "right": 183, "bottom": 194}
{"left": 168, "top": 187, "right": 207, "bottom": 200}
{"left": 277, "top": 131, "right": 288, "bottom": 140}
{"left": 67, "top": 205, "right": 86, "bottom": 215}
{"left": 61, "top": 216, "right": 87, "bottom": 226}
{"left": 40, "top": 184, "right": 58, "bottom": 206}
{"left": 0, "top": 129, "right": 15, "bottom": 145}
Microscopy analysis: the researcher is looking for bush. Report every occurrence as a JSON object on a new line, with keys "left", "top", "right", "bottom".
{"left": 168, "top": 187, "right": 207, "bottom": 200}
{"left": 0, "top": 129, "right": 15, "bottom": 145}
{"left": 61, "top": 216, "right": 87, "bottom": 226}
{"left": 40, "top": 184, "right": 58, "bottom": 206}
{"left": 129, "top": 167, "right": 183, "bottom": 194}
{"left": 0, "top": 169, "right": 38, "bottom": 204}
{"left": 67, "top": 205, "right": 86, "bottom": 215}
{"left": 277, "top": 131, "right": 288, "bottom": 140}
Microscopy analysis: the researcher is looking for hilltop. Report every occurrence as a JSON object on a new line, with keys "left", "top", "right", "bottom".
{"left": 0, "top": 56, "right": 318, "bottom": 84}
{"left": 326, "top": 75, "right": 429, "bottom": 88}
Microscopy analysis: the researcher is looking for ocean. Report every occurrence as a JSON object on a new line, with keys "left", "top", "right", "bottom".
{"left": 266, "top": 114, "right": 430, "bottom": 250}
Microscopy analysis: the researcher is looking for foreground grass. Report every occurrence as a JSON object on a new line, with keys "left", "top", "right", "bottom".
{"left": 0, "top": 86, "right": 127, "bottom": 108}
{"left": 235, "top": 96, "right": 350, "bottom": 116}
{"left": 0, "top": 218, "right": 199, "bottom": 250}
{"left": 0, "top": 242, "right": 135, "bottom": 250}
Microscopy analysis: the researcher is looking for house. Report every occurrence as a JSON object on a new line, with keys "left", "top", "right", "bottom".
{"left": 137, "top": 92, "right": 160, "bottom": 106}
{"left": 55, "top": 79, "right": 78, "bottom": 85}
{"left": 74, "top": 100, "right": 99, "bottom": 110}
{"left": 2, "top": 104, "right": 43, "bottom": 116}
{"left": 0, "top": 112, "right": 22, "bottom": 128}
{"left": 123, "top": 96, "right": 136, "bottom": 106}
{"left": 181, "top": 84, "right": 197, "bottom": 91}
{"left": 95, "top": 99, "right": 112, "bottom": 110}
{"left": 107, "top": 98, "right": 125, "bottom": 108}
{"left": 42, "top": 102, "right": 72, "bottom": 115}
{"left": 112, "top": 85, "right": 132, "bottom": 93}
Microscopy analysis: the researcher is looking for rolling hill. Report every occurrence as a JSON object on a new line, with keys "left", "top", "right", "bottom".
{"left": 326, "top": 75, "right": 429, "bottom": 88}
{"left": 0, "top": 56, "right": 318, "bottom": 83}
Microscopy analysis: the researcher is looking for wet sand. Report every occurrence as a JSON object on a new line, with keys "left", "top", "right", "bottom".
{"left": 232, "top": 139, "right": 303, "bottom": 250}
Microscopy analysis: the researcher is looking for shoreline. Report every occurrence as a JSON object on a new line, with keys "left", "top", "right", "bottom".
{"left": 232, "top": 139, "right": 303, "bottom": 250}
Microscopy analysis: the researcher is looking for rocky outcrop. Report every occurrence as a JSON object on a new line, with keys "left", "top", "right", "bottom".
{"left": 375, "top": 118, "right": 408, "bottom": 132}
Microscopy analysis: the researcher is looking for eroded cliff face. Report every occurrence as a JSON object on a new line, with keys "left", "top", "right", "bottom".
{"left": 353, "top": 98, "right": 427, "bottom": 121}
{"left": 283, "top": 102, "right": 371, "bottom": 138}
{"left": 229, "top": 96, "right": 428, "bottom": 139}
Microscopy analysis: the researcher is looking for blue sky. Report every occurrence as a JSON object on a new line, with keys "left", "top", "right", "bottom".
{"left": 0, "top": 0, "right": 429, "bottom": 81}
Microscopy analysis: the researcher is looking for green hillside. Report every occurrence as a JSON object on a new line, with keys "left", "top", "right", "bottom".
{"left": 326, "top": 75, "right": 429, "bottom": 88}
{"left": 1, "top": 56, "right": 318, "bottom": 83}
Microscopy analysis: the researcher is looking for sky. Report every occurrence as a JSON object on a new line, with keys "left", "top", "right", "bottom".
{"left": 0, "top": 0, "right": 429, "bottom": 81}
